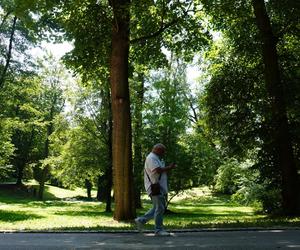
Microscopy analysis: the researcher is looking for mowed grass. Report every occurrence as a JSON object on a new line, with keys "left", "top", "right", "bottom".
{"left": 0, "top": 184, "right": 299, "bottom": 231}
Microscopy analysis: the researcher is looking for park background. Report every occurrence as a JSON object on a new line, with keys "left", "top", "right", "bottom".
{"left": 0, "top": 0, "right": 300, "bottom": 230}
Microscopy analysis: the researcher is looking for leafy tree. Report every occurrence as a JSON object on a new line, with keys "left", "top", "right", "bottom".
{"left": 182, "top": 129, "right": 220, "bottom": 188}
{"left": 143, "top": 59, "right": 190, "bottom": 151}
{"left": 142, "top": 59, "right": 196, "bottom": 203}
{"left": 39, "top": 0, "right": 210, "bottom": 220}
{"left": 53, "top": 125, "right": 103, "bottom": 193}
{"left": 0, "top": 0, "right": 43, "bottom": 184}
{"left": 0, "top": 118, "right": 14, "bottom": 180}
{"left": 202, "top": 0, "right": 300, "bottom": 214}
{"left": 72, "top": 79, "right": 113, "bottom": 211}
{"left": 48, "top": 77, "right": 114, "bottom": 210}
{"left": 4, "top": 75, "right": 43, "bottom": 185}
{"left": 0, "top": 1, "right": 38, "bottom": 89}
{"left": 252, "top": 0, "right": 299, "bottom": 215}
{"left": 31, "top": 54, "right": 65, "bottom": 200}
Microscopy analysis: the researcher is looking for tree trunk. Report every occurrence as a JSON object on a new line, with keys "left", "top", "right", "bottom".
{"left": 0, "top": 15, "right": 17, "bottom": 88}
{"left": 85, "top": 179, "right": 92, "bottom": 199}
{"left": 110, "top": 0, "right": 135, "bottom": 220}
{"left": 37, "top": 116, "right": 54, "bottom": 200}
{"left": 38, "top": 181, "right": 45, "bottom": 200}
{"left": 97, "top": 175, "right": 106, "bottom": 201}
{"left": 15, "top": 128, "right": 35, "bottom": 186}
{"left": 252, "top": 0, "right": 300, "bottom": 215}
{"left": 16, "top": 163, "right": 25, "bottom": 186}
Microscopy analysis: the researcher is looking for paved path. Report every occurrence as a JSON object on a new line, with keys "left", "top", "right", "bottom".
{"left": 0, "top": 229, "right": 299, "bottom": 249}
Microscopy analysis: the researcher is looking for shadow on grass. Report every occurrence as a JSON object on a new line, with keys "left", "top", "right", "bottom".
{"left": 165, "top": 210, "right": 254, "bottom": 220}
{"left": 0, "top": 210, "right": 44, "bottom": 222}
{"left": 0, "top": 184, "right": 69, "bottom": 204}
{"left": 54, "top": 210, "right": 112, "bottom": 217}
{"left": 172, "top": 195, "right": 239, "bottom": 208}
{"left": 42, "top": 186, "right": 60, "bottom": 200}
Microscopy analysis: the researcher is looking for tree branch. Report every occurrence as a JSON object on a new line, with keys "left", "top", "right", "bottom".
{"left": 130, "top": 1, "right": 194, "bottom": 44}
{"left": 130, "top": 19, "right": 178, "bottom": 44}
{"left": 82, "top": 95, "right": 109, "bottom": 144}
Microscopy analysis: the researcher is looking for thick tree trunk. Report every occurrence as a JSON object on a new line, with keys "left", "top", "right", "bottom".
{"left": 110, "top": 0, "right": 135, "bottom": 220}
{"left": 252, "top": 0, "right": 300, "bottom": 215}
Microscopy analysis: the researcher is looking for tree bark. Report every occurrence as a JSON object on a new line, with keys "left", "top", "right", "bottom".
{"left": 110, "top": 0, "right": 135, "bottom": 220}
{"left": 252, "top": 0, "right": 300, "bottom": 215}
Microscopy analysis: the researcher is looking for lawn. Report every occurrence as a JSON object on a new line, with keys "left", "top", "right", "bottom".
{"left": 0, "top": 184, "right": 299, "bottom": 231}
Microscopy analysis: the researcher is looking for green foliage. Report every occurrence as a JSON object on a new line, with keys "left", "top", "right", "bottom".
{"left": 143, "top": 59, "right": 189, "bottom": 149}
{"left": 202, "top": 0, "right": 300, "bottom": 213}
{"left": 214, "top": 157, "right": 283, "bottom": 213}
{"left": 182, "top": 128, "right": 220, "bottom": 187}
{"left": 1, "top": 0, "right": 299, "bottom": 217}
{"left": 49, "top": 80, "right": 111, "bottom": 190}
{"left": 0, "top": 119, "right": 14, "bottom": 179}
{"left": 52, "top": 125, "right": 103, "bottom": 188}
{"left": 214, "top": 159, "right": 241, "bottom": 195}
{"left": 142, "top": 59, "right": 216, "bottom": 198}
{"left": 0, "top": 1, "right": 39, "bottom": 88}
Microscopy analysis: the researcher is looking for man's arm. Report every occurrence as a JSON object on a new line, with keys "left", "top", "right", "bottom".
{"left": 153, "top": 163, "right": 176, "bottom": 174}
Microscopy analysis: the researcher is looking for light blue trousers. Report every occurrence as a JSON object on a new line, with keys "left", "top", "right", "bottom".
{"left": 137, "top": 194, "right": 166, "bottom": 233}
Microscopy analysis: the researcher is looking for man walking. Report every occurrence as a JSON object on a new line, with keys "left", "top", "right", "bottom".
{"left": 135, "top": 143, "right": 176, "bottom": 236}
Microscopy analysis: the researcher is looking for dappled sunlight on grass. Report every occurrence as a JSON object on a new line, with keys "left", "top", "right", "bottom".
{"left": 0, "top": 199, "right": 127, "bottom": 231}
{"left": 159, "top": 188, "right": 266, "bottom": 228}
{"left": 0, "top": 186, "right": 300, "bottom": 231}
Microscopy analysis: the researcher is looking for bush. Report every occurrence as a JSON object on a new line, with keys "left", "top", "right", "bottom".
{"left": 214, "top": 159, "right": 242, "bottom": 194}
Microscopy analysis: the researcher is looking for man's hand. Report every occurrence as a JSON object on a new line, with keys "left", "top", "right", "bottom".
{"left": 169, "top": 162, "right": 177, "bottom": 169}
{"left": 165, "top": 162, "right": 176, "bottom": 171}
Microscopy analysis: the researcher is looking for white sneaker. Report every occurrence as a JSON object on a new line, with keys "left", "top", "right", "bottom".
{"left": 134, "top": 218, "right": 143, "bottom": 232}
{"left": 155, "top": 230, "right": 170, "bottom": 236}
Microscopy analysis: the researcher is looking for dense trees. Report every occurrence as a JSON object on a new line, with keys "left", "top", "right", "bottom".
{"left": 37, "top": 0, "right": 209, "bottom": 220}
{"left": 1, "top": 0, "right": 299, "bottom": 218}
{"left": 203, "top": 0, "right": 300, "bottom": 214}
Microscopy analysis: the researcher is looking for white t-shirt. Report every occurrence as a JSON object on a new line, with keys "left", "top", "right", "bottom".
{"left": 144, "top": 152, "right": 168, "bottom": 195}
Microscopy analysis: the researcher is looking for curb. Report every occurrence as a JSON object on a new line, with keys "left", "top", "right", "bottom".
{"left": 1, "top": 227, "right": 300, "bottom": 234}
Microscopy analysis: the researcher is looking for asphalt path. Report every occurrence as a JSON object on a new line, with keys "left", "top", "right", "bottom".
{"left": 0, "top": 229, "right": 299, "bottom": 250}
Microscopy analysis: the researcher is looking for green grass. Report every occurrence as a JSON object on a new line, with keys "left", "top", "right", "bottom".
{"left": 0, "top": 184, "right": 299, "bottom": 231}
